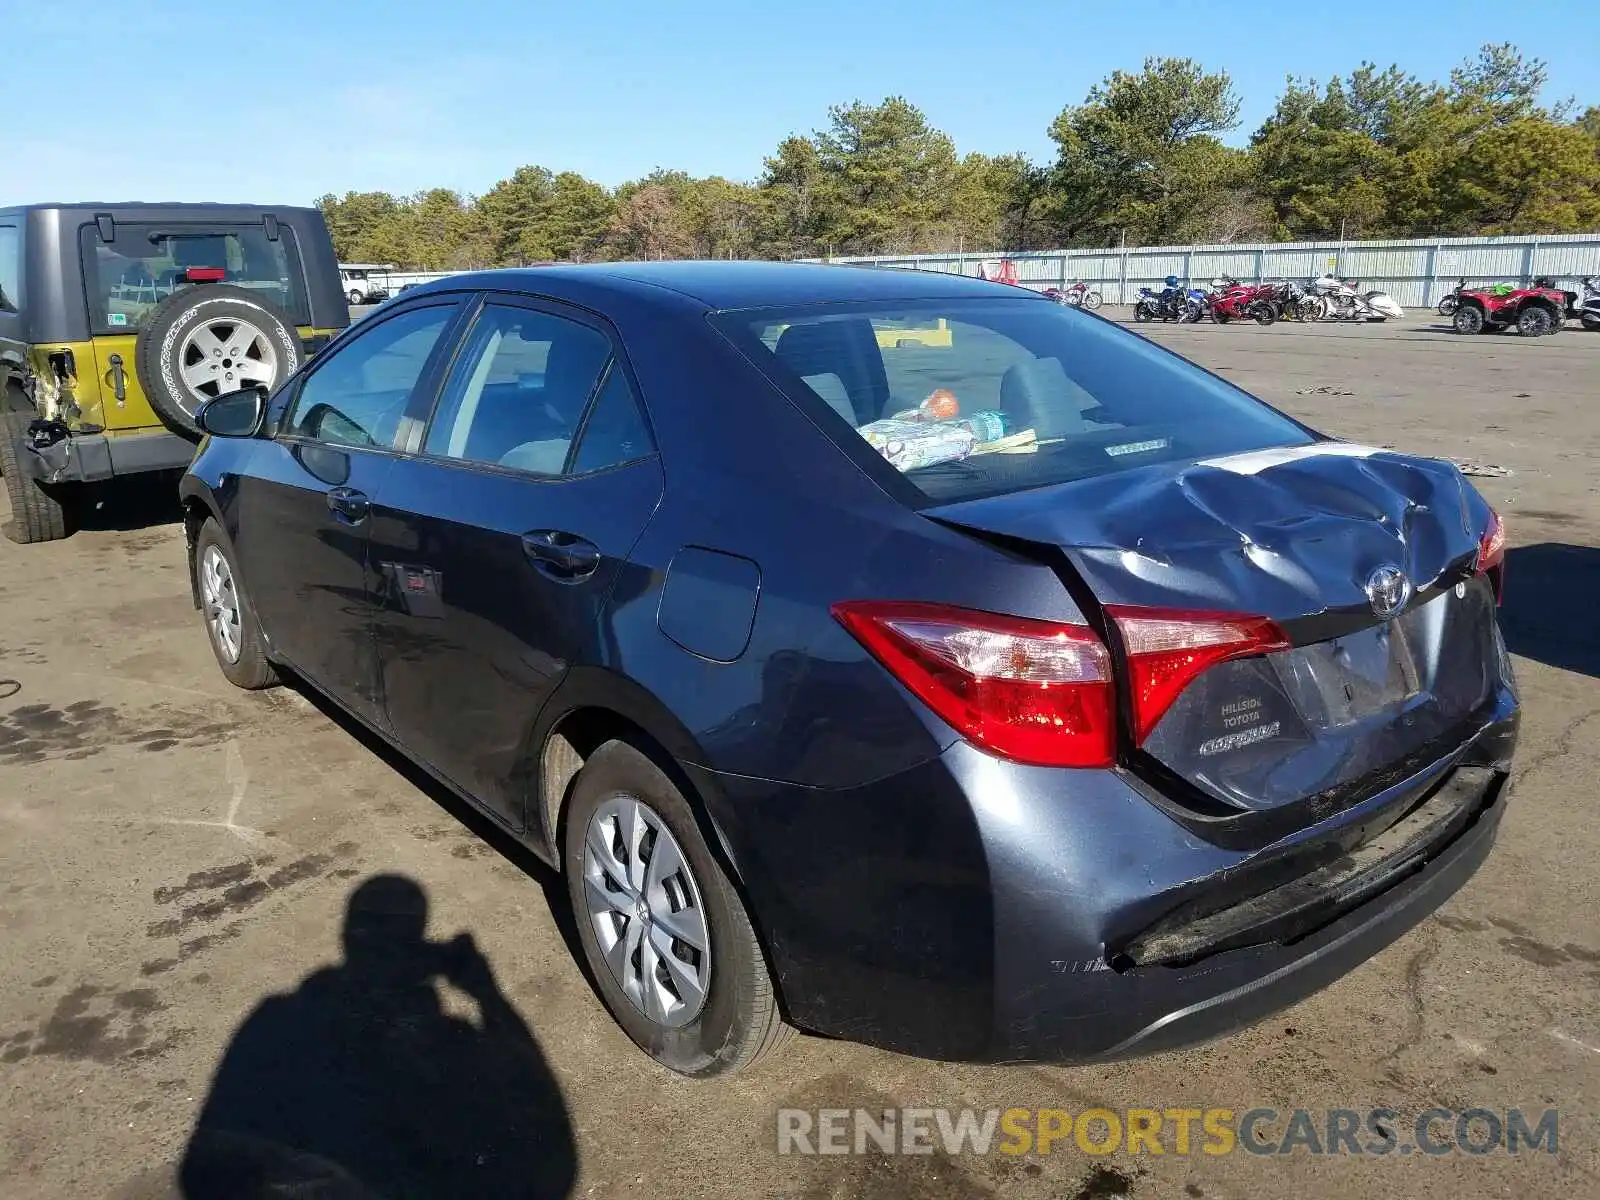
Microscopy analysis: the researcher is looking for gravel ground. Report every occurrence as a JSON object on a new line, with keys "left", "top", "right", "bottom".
{"left": 0, "top": 313, "right": 1596, "bottom": 1200}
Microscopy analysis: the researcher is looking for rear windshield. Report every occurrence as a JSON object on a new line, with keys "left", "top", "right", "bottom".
{"left": 79, "top": 222, "right": 310, "bottom": 334}
{"left": 713, "top": 298, "right": 1313, "bottom": 503}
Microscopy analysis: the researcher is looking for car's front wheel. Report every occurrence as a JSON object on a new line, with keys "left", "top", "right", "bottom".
{"left": 563, "top": 740, "right": 791, "bottom": 1077}
{"left": 194, "top": 518, "right": 277, "bottom": 689}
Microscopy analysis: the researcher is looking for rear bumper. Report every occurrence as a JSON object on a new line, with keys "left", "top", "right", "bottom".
{"left": 17, "top": 426, "right": 196, "bottom": 483}
{"left": 693, "top": 687, "right": 1516, "bottom": 1063}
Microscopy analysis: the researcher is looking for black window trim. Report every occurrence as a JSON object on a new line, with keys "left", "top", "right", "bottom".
{"left": 273, "top": 296, "right": 471, "bottom": 457}
{"left": 77, "top": 218, "right": 315, "bottom": 337}
{"left": 406, "top": 290, "right": 659, "bottom": 483}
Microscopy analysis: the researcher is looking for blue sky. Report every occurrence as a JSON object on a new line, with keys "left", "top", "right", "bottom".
{"left": 5, "top": 0, "right": 1595, "bottom": 205}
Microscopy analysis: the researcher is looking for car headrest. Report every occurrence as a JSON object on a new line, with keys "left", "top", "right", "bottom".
{"left": 999, "top": 357, "right": 1093, "bottom": 440}
{"left": 800, "top": 373, "right": 856, "bottom": 426}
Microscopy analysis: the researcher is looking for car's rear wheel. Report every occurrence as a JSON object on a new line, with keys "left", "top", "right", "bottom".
{"left": 194, "top": 518, "right": 277, "bottom": 689}
{"left": 0, "top": 413, "right": 74, "bottom": 544}
{"left": 135, "top": 286, "right": 301, "bottom": 436}
{"left": 1453, "top": 304, "right": 1485, "bottom": 334}
{"left": 1516, "top": 306, "right": 1551, "bottom": 337}
{"left": 347, "top": 289, "right": 363, "bottom": 306}
{"left": 563, "top": 740, "right": 791, "bottom": 1077}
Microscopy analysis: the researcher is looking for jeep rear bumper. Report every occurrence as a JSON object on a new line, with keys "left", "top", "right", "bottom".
{"left": 17, "top": 426, "right": 197, "bottom": 483}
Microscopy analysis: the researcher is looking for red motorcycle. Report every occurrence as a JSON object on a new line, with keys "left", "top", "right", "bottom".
{"left": 1206, "top": 276, "right": 1278, "bottom": 325}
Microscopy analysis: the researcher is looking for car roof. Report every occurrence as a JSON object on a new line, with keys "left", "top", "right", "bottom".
{"left": 419, "top": 260, "right": 1041, "bottom": 311}
{"left": 0, "top": 202, "right": 322, "bottom": 219}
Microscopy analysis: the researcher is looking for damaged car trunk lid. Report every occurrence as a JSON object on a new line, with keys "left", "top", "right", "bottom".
{"left": 928, "top": 442, "right": 1514, "bottom": 815}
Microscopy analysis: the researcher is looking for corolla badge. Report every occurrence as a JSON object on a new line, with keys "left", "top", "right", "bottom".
{"left": 1365, "top": 564, "right": 1412, "bottom": 619}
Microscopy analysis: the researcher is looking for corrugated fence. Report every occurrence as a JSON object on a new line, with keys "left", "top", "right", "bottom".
{"left": 822, "top": 234, "right": 1600, "bottom": 308}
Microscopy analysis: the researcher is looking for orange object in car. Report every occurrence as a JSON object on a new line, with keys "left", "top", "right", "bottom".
{"left": 923, "top": 389, "right": 960, "bottom": 420}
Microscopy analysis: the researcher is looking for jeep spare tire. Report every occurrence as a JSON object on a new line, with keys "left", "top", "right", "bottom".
{"left": 135, "top": 286, "right": 300, "bottom": 435}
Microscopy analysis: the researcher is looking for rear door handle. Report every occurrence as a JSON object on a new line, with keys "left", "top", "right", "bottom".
{"left": 326, "top": 486, "right": 369, "bottom": 523}
{"left": 521, "top": 530, "right": 601, "bottom": 581}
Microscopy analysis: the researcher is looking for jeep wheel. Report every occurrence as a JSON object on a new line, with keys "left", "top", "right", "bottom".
{"left": 1453, "top": 304, "right": 1485, "bottom": 335}
{"left": 135, "top": 285, "right": 300, "bottom": 436}
{"left": 347, "top": 289, "right": 363, "bottom": 306}
{"left": 0, "top": 414, "right": 74, "bottom": 544}
{"left": 1515, "top": 306, "right": 1551, "bottom": 337}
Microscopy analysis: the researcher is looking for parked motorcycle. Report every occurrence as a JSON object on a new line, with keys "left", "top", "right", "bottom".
{"left": 1133, "top": 281, "right": 1200, "bottom": 323}
{"left": 1207, "top": 276, "right": 1278, "bottom": 325}
{"left": 1309, "top": 274, "right": 1405, "bottom": 322}
{"left": 1437, "top": 278, "right": 1466, "bottom": 316}
{"left": 1571, "top": 276, "right": 1600, "bottom": 331}
{"left": 1061, "top": 280, "right": 1104, "bottom": 310}
{"left": 1267, "top": 279, "right": 1318, "bottom": 322}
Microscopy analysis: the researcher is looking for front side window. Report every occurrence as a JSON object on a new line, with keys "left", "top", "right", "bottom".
{"left": 713, "top": 299, "right": 1312, "bottom": 503}
{"left": 423, "top": 304, "right": 611, "bottom": 474}
{"left": 285, "top": 304, "right": 456, "bottom": 449}
{"left": 0, "top": 225, "right": 18, "bottom": 313}
{"left": 79, "top": 222, "right": 311, "bottom": 333}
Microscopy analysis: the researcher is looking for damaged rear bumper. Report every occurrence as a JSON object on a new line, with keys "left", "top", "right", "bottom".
{"left": 14, "top": 422, "right": 197, "bottom": 483}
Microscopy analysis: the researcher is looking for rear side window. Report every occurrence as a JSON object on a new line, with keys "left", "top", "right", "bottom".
{"left": 285, "top": 304, "right": 455, "bottom": 449}
{"left": 570, "top": 366, "right": 654, "bottom": 474}
{"left": 422, "top": 303, "right": 611, "bottom": 475}
{"left": 713, "top": 300, "right": 1312, "bottom": 503}
{"left": 79, "top": 222, "right": 311, "bottom": 334}
{"left": 0, "top": 225, "right": 18, "bottom": 312}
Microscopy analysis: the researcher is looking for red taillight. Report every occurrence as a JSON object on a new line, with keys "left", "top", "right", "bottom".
{"left": 1476, "top": 509, "right": 1506, "bottom": 603}
{"left": 1108, "top": 607, "right": 1290, "bottom": 745}
{"left": 185, "top": 266, "right": 226, "bottom": 282}
{"left": 831, "top": 601, "right": 1115, "bottom": 767}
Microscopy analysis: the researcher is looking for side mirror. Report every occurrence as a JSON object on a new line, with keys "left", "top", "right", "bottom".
{"left": 196, "top": 385, "right": 268, "bottom": 438}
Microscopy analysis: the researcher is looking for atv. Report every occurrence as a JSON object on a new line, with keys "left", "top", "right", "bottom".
{"left": 1450, "top": 281, "right": 1567, "bottom": 337}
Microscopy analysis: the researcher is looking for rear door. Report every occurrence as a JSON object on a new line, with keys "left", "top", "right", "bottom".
{"left": 369, "top": 297, "right": 662, "bottom": 829}
{"left": 235, "top": 299, "right": 464, "bottom": 724}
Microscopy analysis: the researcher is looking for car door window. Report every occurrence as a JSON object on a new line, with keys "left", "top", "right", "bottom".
{"left": 423, "top": 303, "right": 610, "bottom": 474}
{"left": 286, "top": 304, "right": 456, "bottom": 449}
{"left": 569, "top": 365, "right": 654, "bottom": 473}
{"left": 0, "top": 225, "right": 19, "bottom": 312}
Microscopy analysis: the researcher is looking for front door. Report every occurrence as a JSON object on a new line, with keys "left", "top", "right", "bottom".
{"left": 234, "top": 300, "right": 463, "bottom": 724}
{"left": 369, "top": 299, "right": 663, "bottom": 828}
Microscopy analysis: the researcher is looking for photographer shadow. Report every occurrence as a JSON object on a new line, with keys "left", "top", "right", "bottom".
{"left": 180, "top": 874, "right": 576, "bottom": 1200}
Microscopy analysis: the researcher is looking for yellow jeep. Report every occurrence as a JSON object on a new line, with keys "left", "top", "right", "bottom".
{"left": 0, "top": 203, "right": 348, "bottom": 542}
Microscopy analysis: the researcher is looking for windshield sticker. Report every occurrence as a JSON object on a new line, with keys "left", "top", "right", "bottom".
{"left": 1105, "top": 438, "right": 1169, "bottom": 457}
{"left": 107, "top": 312, "right": 128, "bottom": 327}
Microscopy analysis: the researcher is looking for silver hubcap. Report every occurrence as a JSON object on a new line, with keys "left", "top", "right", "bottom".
{"left": 199, "top": 545, "right": 242, "bottom": 663}
{"left": 178, "top": 317, "right": 278, "bottom": 411}
{"left": 582, "top": 795, "right": 711, "bottom": 1028}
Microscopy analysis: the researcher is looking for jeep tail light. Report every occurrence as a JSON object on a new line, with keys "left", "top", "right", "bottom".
{"left": 185, "top": 267, "right": 227, "bottom": 282}
{"left": 832, "top": 601, "right": 1115, "bottom": 767}
{"left": 1475, "top": 509, "right": 1506, "bottom": 604}
{"left": 1108, "top": 607, "right": 1290, "bottom": 745}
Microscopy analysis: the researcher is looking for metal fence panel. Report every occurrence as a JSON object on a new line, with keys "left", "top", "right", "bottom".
{"left": 824, "top": 232, "right": 1600, "bottom": 308}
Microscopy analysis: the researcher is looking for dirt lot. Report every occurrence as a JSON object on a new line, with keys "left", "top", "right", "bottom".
{"left": 1, "top": 315, "right": 1597, "bottom": 1200}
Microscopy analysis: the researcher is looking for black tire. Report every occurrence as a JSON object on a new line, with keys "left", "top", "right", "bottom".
{"left": 1581, "top": 312, "right": 1600, "bottom": 332}
{"left": 563, "top": 740, "right": 792, "bottom": 1077}
{"left": 193, "top": 518, "right": 278, "bottom": 689}
{"left": 1438, "top": 296, "right": 1458, "bottom": 316}
{"left": 1083, "top": 291, "right": 1103, "bottom": 311}
{"left": 1453, "top": 304, "right": 1486, "bottom": 335}
{"left": 135, "top": 286, "right": 301, "bottom": 436}
{"left": 1133, "top": 302, "right": 1152, "bottom": 323}
{"left": 347, "top": 289, "right": 363, "bottom": 306}
{"left": 1, "top": 414, "right": 74, "bottom": 544}
{"left": 1212, "top": 307, "right": 1232, "bottom": 324}
{"left": 1250, "top": 301, "right": 1277, "bottom": 326}
{"left": 1544, "top": 308, "right": 1563, "bottom": 334}
{"left": 1515, "top": 306, "right": 1551, "bottom": 337}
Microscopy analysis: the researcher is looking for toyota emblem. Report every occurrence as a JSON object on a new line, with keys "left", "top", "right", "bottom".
{"left": 1365, "top": 564, "right": 1412, "bottom": 619}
